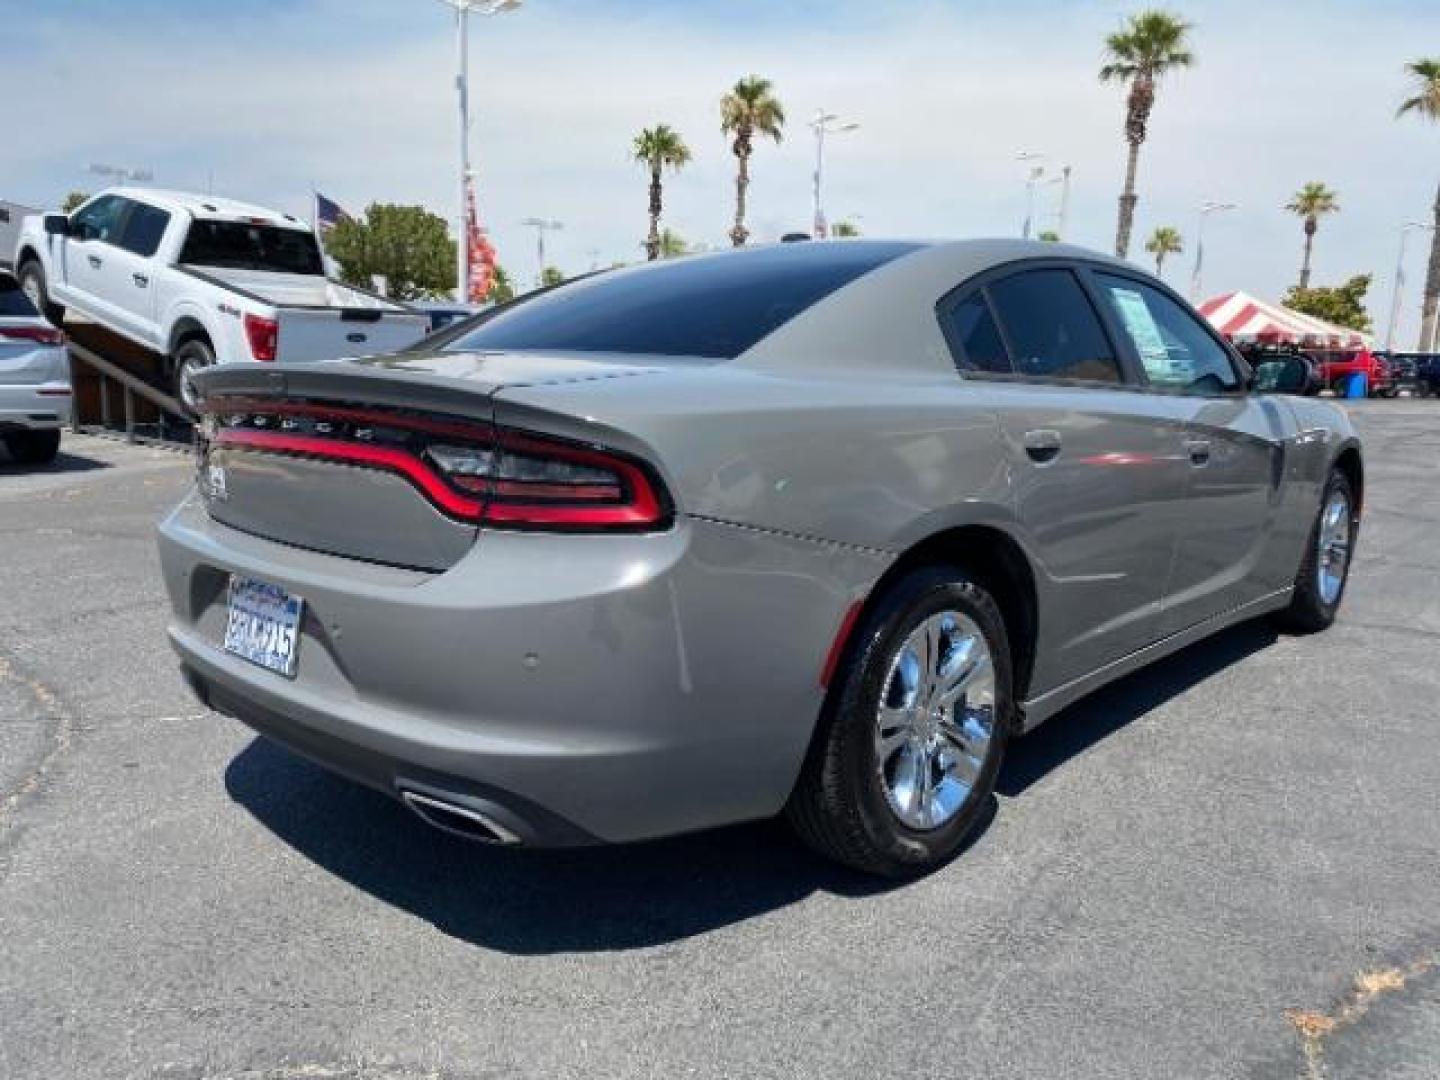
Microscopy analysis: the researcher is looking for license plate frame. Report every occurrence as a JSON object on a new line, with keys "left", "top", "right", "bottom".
{"left": 222, "top": 575, "right": 304, "bottom": 679}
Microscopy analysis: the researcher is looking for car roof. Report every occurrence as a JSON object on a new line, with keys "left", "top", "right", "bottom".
{"left": 734, "top": 237, "right": 1141, "bottom": 373}
{"left": 103, "top": 187, "right": 310, "bottom": 231}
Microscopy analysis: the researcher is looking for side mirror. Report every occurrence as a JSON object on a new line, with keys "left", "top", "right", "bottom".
{"left": 1252, "top": 356, "right": 1314, "bottom": 395}
{"left": 43, "top": 214, "right": 70, "bottom": 237}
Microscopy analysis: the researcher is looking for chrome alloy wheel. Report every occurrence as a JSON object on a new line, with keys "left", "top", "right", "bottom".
{"left": 19, "top": 270, "right": 43, "bottom": 313}
{"left": 874, "top": 610, "right": 996, "bottom": 831}
{"left": 1317, "top": 487, "right": 1352, "bottom": 605}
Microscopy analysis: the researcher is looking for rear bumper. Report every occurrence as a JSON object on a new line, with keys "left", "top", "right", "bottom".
{"left": 0, "top": 382, "right": 71, "bottom": 431}
{"left": 157, "top": 492, "right": 889, "bottom": 845}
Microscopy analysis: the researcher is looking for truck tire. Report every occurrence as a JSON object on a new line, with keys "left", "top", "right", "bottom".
{"left": 17, "top": 260, "right": 65, "bottom": 327}
{"left": 172, "top": 338, "right": 215, "bottom": 414}
{"left": 3, "top": 430, "right": 62, "bottom": 465}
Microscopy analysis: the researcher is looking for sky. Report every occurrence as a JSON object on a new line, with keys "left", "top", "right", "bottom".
{"left": 4, "top": 0, "right": 1438, "bottom": 344}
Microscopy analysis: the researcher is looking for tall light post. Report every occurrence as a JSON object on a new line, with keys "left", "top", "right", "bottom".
{"left": 87, "top": 162, "right": 154, "bottom": 184}
{"left": 522, "top": 217, "right": 563, "bottom": 284}
{"left": 1015, "top": 151, "right": 1045, "bottom": 240}
{"left": 1055, "top": 165, "right": 1072, "bottom": 241}
{"left": 810, "top": 110, "right": 859, "bottom": 239}
{"left": 1190, "top": 200, "right": 1238, "bottom": 301}
{"left": 1386, "top": 221, "right": 1434, "bottom": 351}
{"left": 438, "top": 0, "right": 521, "bottom": 302}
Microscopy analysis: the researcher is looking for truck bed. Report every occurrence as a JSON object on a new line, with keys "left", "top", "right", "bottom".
{"left": 184, "top": 266, "right": 411, "bottom": 311}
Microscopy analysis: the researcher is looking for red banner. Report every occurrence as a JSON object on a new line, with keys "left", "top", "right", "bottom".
{"left": 465, "top": 174, "right": 497, "bottom": 304}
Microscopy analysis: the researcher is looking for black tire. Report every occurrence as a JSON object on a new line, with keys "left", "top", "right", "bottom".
{"left": 1273, "top": 469, "right": 1357, "bottom": 634}
{"left": 172, "top": 337, "right": 215, "bottom": 413}
{"left": 785, "top": 565, "right": 1014, "bottom": 877}
{"left": 16, "top": 260, "right": 65, "bottom": 326}
{"left": 3, "top": 429, "right": 61, "bottom": 465}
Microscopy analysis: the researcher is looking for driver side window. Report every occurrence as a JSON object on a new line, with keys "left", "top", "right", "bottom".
{"left": 1094, "top": 272, "right": 1240, "bottom": 395}
{"left": 70, "top": 196, "right": 126, "bottom": 245}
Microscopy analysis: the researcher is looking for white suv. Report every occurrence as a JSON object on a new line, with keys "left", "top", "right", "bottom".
{"left": 0, "top": 271, "right": 69, "bottom": 464}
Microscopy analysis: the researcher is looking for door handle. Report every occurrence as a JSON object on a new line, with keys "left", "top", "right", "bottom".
{"left": 1022, "top": 428, "right": 1062, "bottom": 464}
{"left": 1185, "top": 439, "right": 1211, "bottom": 467}
{"left": 132, "top": 273, "right": 149, "bottom": 288}
{"left": 87, "top": 254, "right": 102, "bottom": 269}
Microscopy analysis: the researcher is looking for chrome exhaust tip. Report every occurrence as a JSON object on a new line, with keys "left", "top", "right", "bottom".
{"left": 399, "top": 789, "right": 521, "bottom": 845}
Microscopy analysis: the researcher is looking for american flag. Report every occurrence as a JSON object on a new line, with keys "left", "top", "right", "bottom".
{"left": 313, "top": 192, "right": 351, "bottom": 234}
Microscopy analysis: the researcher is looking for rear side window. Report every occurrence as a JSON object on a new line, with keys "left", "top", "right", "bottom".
{"left": 0, "top": 274, "right": 40, "bottom": 317}
{"left": 987, "top": 269, "right": 1121, "bottom": 384}
{"left": 1094, "top": 273, "right": 1240, "bottom": 394}
{"left": 117, "top": 203, "right": 171, "bottom": 257}
{"left": 944, "top": 293, "right": 1011, "bottom": 373}
{"left": 180, "top": 220, "right": 324, "bottom": 275}
{"left": 444, "top": 241, "right": 921, "bottom": 359}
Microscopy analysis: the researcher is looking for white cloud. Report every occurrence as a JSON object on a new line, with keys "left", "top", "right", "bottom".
{"left": 9, "top": 0, "right": 1437, "bottom": 341}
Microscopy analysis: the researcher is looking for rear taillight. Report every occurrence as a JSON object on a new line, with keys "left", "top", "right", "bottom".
{"left": 206, "top": 399, "right": 671, "bottom": 532}
{"left": 427, "top": 429, "right": 666, "bottom": 529}
{"left": 243, "top": 314, "right": 278, "bottom": 362}
{"left": 0, "top": 326, "right": 65, "bottom": 346}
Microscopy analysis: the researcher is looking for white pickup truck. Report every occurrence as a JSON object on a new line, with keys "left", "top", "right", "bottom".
{"left": 14, "top": 188, "right": 429, "bottom": 408}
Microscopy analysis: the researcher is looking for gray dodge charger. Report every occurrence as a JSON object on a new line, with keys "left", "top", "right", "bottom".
{"left": 158, "top": 239, "right": 1362, "bottom": 876}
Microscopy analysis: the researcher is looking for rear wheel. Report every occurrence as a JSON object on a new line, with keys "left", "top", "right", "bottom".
{"left": 786, "top": 566, "right": 1013, "bottom": 877}
{"left": 1274, "top": 469, "right": 1357, "bottom": 633}
{"left": 3, "top": 429, "right": 61, "bottom": 465}
{"left": 17, "top": 260, "right": 64, "bottom": 326}
{"left": 172, "top": 337, "right": 215, "bottom": 413}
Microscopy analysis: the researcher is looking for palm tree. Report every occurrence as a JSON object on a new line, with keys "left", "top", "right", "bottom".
{"left": 1100, "top": 11, "right": 1196, "bottom": 260}
{"left": 658, "top": 227, "right": 689, "bottom": 259}
{"left": 486, "top": 265, "right": 514, "bottom": 304}
{"left": 1399, "top": 58, "right": 1440, "bottom": 350}
{"left": 1286, "top": 182, "right": 1340, "bottom": 290}
{"left": 631, "top": 124, "right": 692, "bottom": 262}
{"left": 720, "top": 76, "right": 785, "bottom": 247}
{"left": 1145, "top": 226, "right": 1183, "bottom": 276}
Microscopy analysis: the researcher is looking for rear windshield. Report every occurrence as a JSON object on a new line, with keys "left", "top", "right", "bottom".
{"left": 444, "top": 241, "right": 921, "bottom": 359}
{"left": 179, "top": 220, "right": 324, "bottom": 276}
{"left": 0, "top": 274, "right": 40, "bottom": 318}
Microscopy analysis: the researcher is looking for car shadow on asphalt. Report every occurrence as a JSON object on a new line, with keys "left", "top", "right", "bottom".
{"left": 224, "top": 619, "right": 1275, "bottom": 955}
{"left": 224, "top": 737, "right": 909, "bottom": 954}
{"left": 0, "top": 447, "right": 111, "bottom": 474}
{"left": 997, "top": 619, "right": 1279, "bottom": 796}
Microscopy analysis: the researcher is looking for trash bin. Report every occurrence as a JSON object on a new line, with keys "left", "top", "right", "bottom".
{"left": 1344, "top": 372, "right": 1369, "bottom": 399}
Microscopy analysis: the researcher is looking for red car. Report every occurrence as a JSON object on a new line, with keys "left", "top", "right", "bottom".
{"left": 1313, "top": 348, "right": 1394, "bottom": 397}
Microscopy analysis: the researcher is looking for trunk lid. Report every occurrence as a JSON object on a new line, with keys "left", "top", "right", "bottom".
{"left": 191, "top": 352, "right": 669, "bottom": 570}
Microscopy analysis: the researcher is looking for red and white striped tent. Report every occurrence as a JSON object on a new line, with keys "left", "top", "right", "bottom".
{"left": 1198, "top": 291, "right": 1374, "bottom": 350}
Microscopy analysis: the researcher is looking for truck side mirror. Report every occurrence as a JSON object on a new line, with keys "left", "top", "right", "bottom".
{"left": 43, "top": 214, "right": 70, "bottom": 237}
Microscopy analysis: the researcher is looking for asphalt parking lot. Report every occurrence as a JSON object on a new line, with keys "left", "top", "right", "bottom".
{"left": 1, "top": 404, "right": 1437, "bottom": 1080}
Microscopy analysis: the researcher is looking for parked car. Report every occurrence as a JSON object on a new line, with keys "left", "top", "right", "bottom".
{"left": 158, "top": 240, "right": 1363, "bottom": 876}
{"left": 1380, "top": 352, "right": 1440, "bottom": 396}
{"left": 1313, "top": 347, "right": 1393, "bottom": 397}
{"left": 413, "top": 301, "right": 487, "bottom": 335}
{"left": 0, "top": 270, "right": 70, "bottom": 464}
{"left": 13, "top": 188, "right": 428, "bottom": 409}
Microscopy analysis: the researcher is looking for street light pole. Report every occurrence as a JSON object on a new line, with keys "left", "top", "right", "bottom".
{"left": 1190, "top": 200, "right": 1238, "bottom": 301}
{"left": 1056, "top": 165, "right": 1072, "bottom": 241}
{"left": 1015, "top": 151, "right": 1044, "bottom": 240}
{"left": 522, "top": 217, "right": 564, "bottom": 284}
{"left": 437, "top": 0, "right": 521, "bottom": 302}
{"left": 810, "top": 110, "right": 858, "bottom": 239}
{"left": 1386, "top": 221, "right": 1433, "bottom": 351}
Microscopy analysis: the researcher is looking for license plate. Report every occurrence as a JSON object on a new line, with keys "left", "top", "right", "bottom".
{"left": 223, "top": 575, "right": 304, "bottom": 678}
